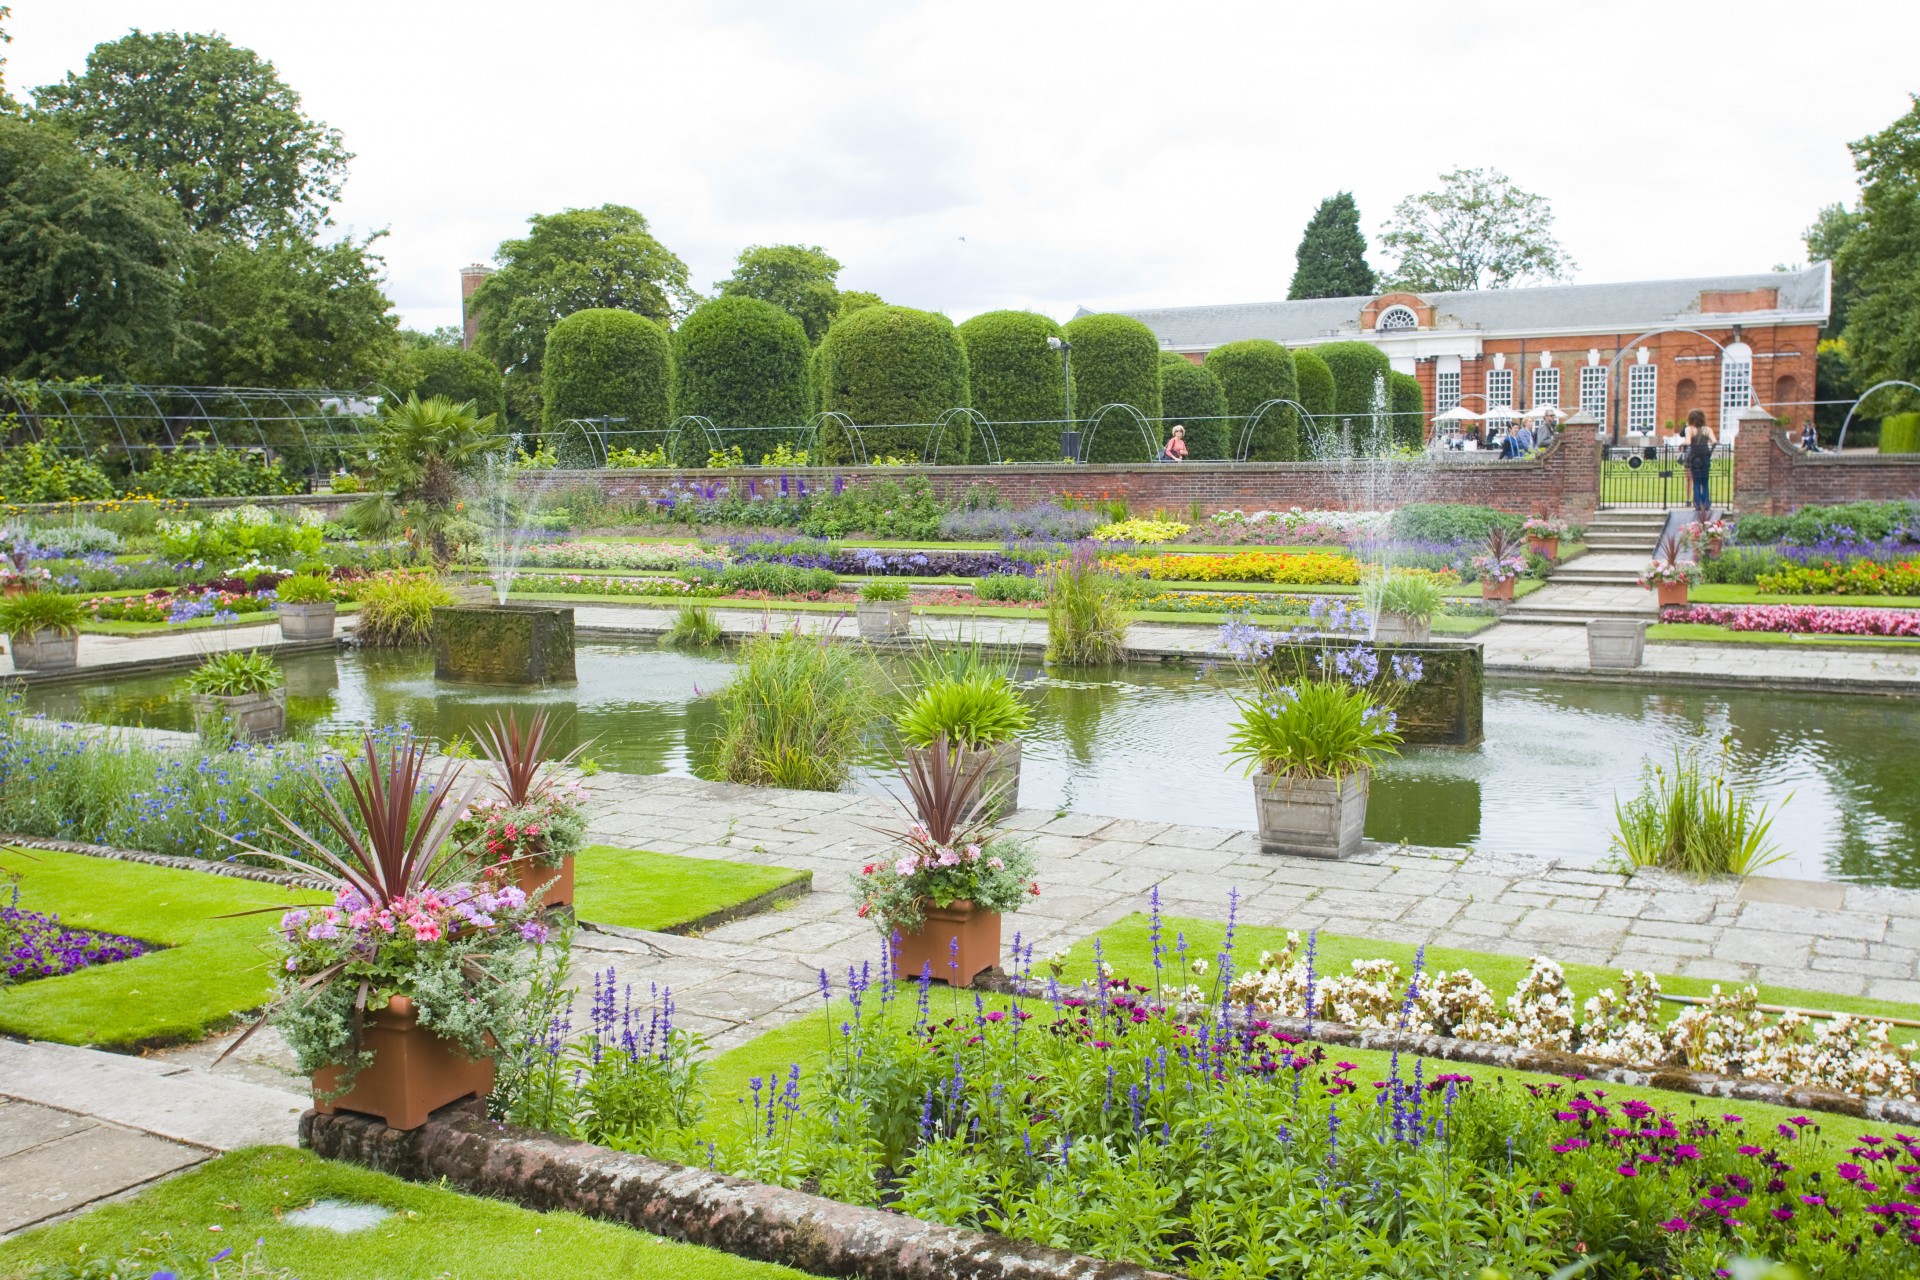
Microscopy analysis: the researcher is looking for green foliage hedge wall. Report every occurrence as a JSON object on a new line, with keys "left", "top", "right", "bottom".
{"left": 1389, "top": 370, "right": 1426, "bottom": 449}
{"left": 1159, "top": 352, "right": 1229, "bottom": 460}
{"left": 540, "top": 309, "right": 671, "bottom": 440}
{"left": 1293, "top": 348, "right": 1336, "bottom": 420}
{"left": 1205, "top": 339, "right": 1299, "bottom": 461}
{"left": 1062, "top": 313, "right": 1160, "bottom": 462}
{"left": 671, "top": 296, "right": 810, "bottom": 463}
{"left": 816, "top": 305, "right": 970, "bottom": 463}
{"left": 957, "top": 310, "right": 1069, "bottom": 461}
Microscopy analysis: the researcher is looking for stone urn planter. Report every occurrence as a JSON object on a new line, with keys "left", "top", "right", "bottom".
{"left": 8, "top": 627, "right": 78, "bottom": 671}
{"left": 1480, "top": 577, "right": 1516, "bottom": 602}
{"left": 909, "top": 738, "right": 1021, "bottom": 818}
{"left": 1252, "top": 768, "right": 1369, "bottom": 859}
{"left": 857, "top": 599, "right": 912, "bottom": 642}
{"left": 310, "top": 995, "right": 496, "bottom": 1132}
{"left": 191, "top": 686, "right": 287, "bottom": 741}
{"left": 485, "top": 855, "right": 573, "bottom": 911}
{"left": 276, "top": 601, "right": 338, "bottom": 641}
{"left": 893, "top": 899, "right": 1001, "bottom": 986}
{"left": 1586, "top": 618, "right": 1649, "bottom": 670}
{"left": 1373, "top": 610, "right": 1432, "bottom": 644}
{"left": 1527, "top": 535, "right": 1561, "bottom": 562}
{"left": 1655, "top": 581, "right": 1690, "bottom": 609}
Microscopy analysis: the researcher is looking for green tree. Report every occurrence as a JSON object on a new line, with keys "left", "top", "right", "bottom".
{"left": 1288, "top": 192, "right": 1376, "bottom": 299}
{"left": 469, "top": 205, "right": 694, "bottom": 424}
{"left": 1380, "top": 168, "right": 1573, "bottom": 291}
{"left": 167, "top": 231, "right": 398, "bottom": 387}
{"left": 816, "top": 305, "right": 969, "bottom": 463}
{"left": 540, "top": 308, "right": 672, "bottom": 439}
{"left": 836, "top": 289, "right": 886, "bottom": 316}
{"left": 1835, "top": 97, "right": 1920, "bottom": 415}
{"left": 33, "top": 30, "right": 350, "bottom": 241}
{"left": 349, "top": 394, "right": 505, "bottom": 565}
{"left": 1204, "top": 339, "right": 1298, "bottom": 461}
{"left": 957, "top": 310, "right": 1071, "bottom": 460}
{"left": 716, "top": 244, "right": 842, "bottom": 345}
{"left": 1388, "top": 370, "right": 1426, "bottom": 449}
{"left": 1294, "top": 348, "right": 1336, "bottom": 419}
{"left": 671, "top": 295, "right": 810, "bottom": 462}
{"left": 1061, "top": 313, "right": 1161, "bottom": 462}
{"left": 1313, "top": 342, "right": 1393, "bottom": 421}
{"left": 1158, "top": 352, "right": 1229, "bottom": 460}
{"left": 387, "top": 344, "right": 505, "bottom": 421}
{"left": 0, "top": 6, "right": 15, "bottom": 112}
{"left": 0, "top": 115, "right": 187, "bottom": 378}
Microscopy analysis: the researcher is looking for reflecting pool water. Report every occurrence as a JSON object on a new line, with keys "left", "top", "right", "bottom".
{"left": 25, "top": 642, "right": 1920, "bottom": 888}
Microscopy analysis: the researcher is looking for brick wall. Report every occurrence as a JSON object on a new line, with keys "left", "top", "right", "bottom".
{"left": 1733, "top": 428, "right": 1920, "bottom": 516}
{"left": 531, "top": 420, "right": 1604, "bottom": 522}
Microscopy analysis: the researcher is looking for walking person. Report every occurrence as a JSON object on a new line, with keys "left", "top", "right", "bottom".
{"left": 1683, "top": 409, "right": 1715, "bottom": 524}
{"left": 1160, "top": 423, "right": 1188, "bottom": 462}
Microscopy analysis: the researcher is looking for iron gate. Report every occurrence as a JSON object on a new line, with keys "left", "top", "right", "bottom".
{"left": 1600, "top": 446, "right": 1733, "bottom": 509}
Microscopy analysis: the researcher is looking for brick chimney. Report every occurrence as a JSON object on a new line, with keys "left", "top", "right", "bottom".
{"left": 459, "top": 263, "right": 495, "bottom": 349}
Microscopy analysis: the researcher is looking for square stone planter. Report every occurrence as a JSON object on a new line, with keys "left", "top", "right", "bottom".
{"left": 8, "top": 627, "right": 78, "bottom": 671}
{"left": 909, "top": 738, "right": 1021, "bottom": 819}
{"left": 1373, "top": 610, "right": 1431, "bottom": 644}
{"left": 191, "top": 686, "right": 287, "bottom": 741}
{"left": 1587, "top": 618, "right": 1649, "bottom": 670}
{"left": 432, "top": 604, "right": 575, "bottom": 685}
{"left": 892, "top": 900, "right": 1001, "bottom": 986}
{"left": 310, "top": 995, "right": 496, "bottom": 1132}
{"left": 857, "top": 599, "right": 912, "bottom": 642}
{"left": 277, "top": 601, "right": 338, "bottom": 641}
{"left": 1252, "top": 768, "right": 1369, "bottom": 859}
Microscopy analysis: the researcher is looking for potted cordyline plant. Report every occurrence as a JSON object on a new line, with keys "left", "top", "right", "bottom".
{"left": 218, "top": 732, "right": 552, "bottom": 1130}
{"left": 1639, "top": 534, "right": 1701, "bottom": 609}
{"left": 1523, "top": 516, "right": 1568, "bottom": 562}
{"left": 857, "top": 578, "right": 912, "bottom": 641}
{"left": 452, "top": 708, "right": 590, "bottom": 910}
{"left": 274, "top": 572, "right": 339, "bottom": 641}
{"left": 893, "top": 658, "right": 1033, "bottom": 818}
{"left": 183, "top": 649, "right": 287, "bottom": 741}
{"left": 1472, "top": 526, "right": 1528, "bottom": 601}
{"left": 851, "top": 741, "right": 1037, "bottom": 986}
{"left": 1682, "top": 516, "right": 1729, "bottom": 560}
{"left": 1226, "top": 639, "right": 1417, "bottom": 859}
{"left": 0, "top": 589, "right": 84, "bottom": 671}
{"left": 1359, "top": 570, "right": 1443, "bottom": 644}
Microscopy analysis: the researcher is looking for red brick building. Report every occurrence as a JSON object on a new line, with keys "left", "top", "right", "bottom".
{"left": 1105, "top": 265, "right": 1830, "bottom": 443}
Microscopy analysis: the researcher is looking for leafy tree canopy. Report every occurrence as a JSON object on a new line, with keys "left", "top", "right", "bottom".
{"left": 1288, "top": 192, "right": 1376, "bottom": 299}
{"left": 1837, "top": 95, "right": 1920, "bottom": 411}
{"left": 837, "top": 289, "right": 886, "bottom": 315}
{"left": 716, "top": 243, "right": 843, "bottom": 345}
{"left": 1380, "top": 168, "right": 1573, "bottom": 292}
{"left": 400, "top": 325, "right": 465, "bottom": 350}
{"left": 33, "top": 30, "right": 350, "bottom": 241}
{"left": 469, "top": 204, "right": 694, "bottom": 424}
{"left": 0, "top": 6, "right": 15, "bottom": 112}
{"left": 0, "top": 114, "right": 187, "bottom": 378}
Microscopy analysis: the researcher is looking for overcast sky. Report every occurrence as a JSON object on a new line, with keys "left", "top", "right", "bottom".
{"left": 14, "top": 1, "right": 1920, "bottom": 333}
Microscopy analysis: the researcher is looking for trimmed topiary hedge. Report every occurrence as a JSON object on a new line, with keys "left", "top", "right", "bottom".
{"left": 1879, "top": 412, "right": 1920, "bottom": 454}
{"left": 541, "top": 308, "right": 671, "bottom": 440}
{"left": 671, "top": 296, "right": 811, "bottom": 463}
{"left": 391, "top": 346, "right": 506, "bottom": 421}
{"left": 1294, "top": 348, "right": 1335, "bottom": 421}
{"left": 1389, "top": 370, "right": 1426, "bottom": 449}
{"left": 816, "top": 305, "right": 970, "bottom": 463}
{"left": 957, "top": 310, "right": 1070, "bottom": 461}
{"left": 1313, "top": 341, "right": 1393, "bottom": 425}
{"left": 1062, "top": 313, "right": 1161, "bottom": 462}
{"left": 1159, "top": 352, "right": 1229, "bottom": 460}
{"left": 1204, "top": 339, "right": 1299, "bottom": 461}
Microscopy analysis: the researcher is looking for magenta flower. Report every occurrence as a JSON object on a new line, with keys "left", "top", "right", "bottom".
{"left": 1659, "top": 1217, "right": 1689, "bottom": 1233}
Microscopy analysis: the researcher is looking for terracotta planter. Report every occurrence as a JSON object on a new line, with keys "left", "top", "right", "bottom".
{"left": 2, "top": 580, "right": 33, "bottom": 598}
{"left": 1527, "top": 536, "right": 1561, "bottom": 562}
{"left": 857, "top": 599, "right": 912, "bottom": 642}
{"left": 1253, "top": 768, "right": 1369, "bottom": 859}
{"left": 1480, "top": 577, "right": 1516, "bottom": 602}
{"left": 1372, "top": 610, "right": 1431, "bottom": 644}
{"left": 1655, "top": 581, "right": 1690, "bottom": 609}
{"left": 311, "top": 995, "right": 496, "bottom": 1132}
{"left": 8, "top": 627, "right": 78, "bottom": 671}
{"left": 892, "top": 899, "right": 1002, "bottom": 986}
{"left": 907, "top": 738, "right": 1021, "bottom": 818}
{"left": 191, "top": 686, "right": 287, "bottom": 741}
{"left": 277, "top": 600, "right": 338, "bottom": 641}
{"left": 485, "top": 853, "right": 573, "bottom": 910}
{"left": 1705, "top": 535, "right": 1725, "bottom": 558}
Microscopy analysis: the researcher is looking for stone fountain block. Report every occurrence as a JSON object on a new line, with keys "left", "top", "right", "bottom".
{"left": 432, "top": 604, "right": 575, "bottom": 686}
{"left": 1266, "top": 637, "right": 1482, "bottom": 748}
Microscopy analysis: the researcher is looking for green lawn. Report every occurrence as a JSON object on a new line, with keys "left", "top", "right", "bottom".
{"left": 576, "top": 845, "right": 808, "bottom": 932}
{"left": 1689, "top": 583, "right": 1920, "bottom": 609}
{"left": 0, "top": 1146, "right": 813, "bottom": 1280}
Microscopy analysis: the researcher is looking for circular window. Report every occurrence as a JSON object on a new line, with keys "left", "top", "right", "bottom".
{"left": 1376, "top": 305, "right": 1418, "bottom": 332}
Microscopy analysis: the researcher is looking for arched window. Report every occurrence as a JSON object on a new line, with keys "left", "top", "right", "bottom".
{"left": 1774, "top": 374, "right": 1800, "bottom": 409}
{"left": 1375, "top": 305, "right": 1418, "bottom": 332}
{"left": 1720, "top": 342, "right": 1753, "bottom": 435}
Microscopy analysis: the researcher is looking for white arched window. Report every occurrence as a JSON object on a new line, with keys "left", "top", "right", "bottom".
{"left": 1719, "top": 341, "right": 1753, "bottom": 435}
{"left": 1375, "top": 305, "right": 1418, "bottom": 332}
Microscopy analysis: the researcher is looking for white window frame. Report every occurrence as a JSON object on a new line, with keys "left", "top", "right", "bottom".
{"left": 1720, "top": 350, "right": 1753, "bottom": 435}
{"left": 1436, "top": 370, "right": 1461, "bottom": 414}
{"left": 1486, "top": 367, "right": 1514, "bottom": 409}
{"left": 1532, "top": 366, "right": 1560, "bottom": 409}
{"left": 1627, "top": 363, "right": 1658, "bottom": 433}
{"left": 1375, "top": 305, "right": 1418, "bottom": 332}
{"left": 1579, "top": 364, "right": 1607, "bottom": 420}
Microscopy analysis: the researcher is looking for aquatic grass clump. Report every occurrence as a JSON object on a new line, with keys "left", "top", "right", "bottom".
{"left": 701, "top": 629, "right": 875, "bottom": 791}
{"left": 660, "top": 604, "right": 725, "bottom": 649}
{"left": 1043, "top": 545, "right": 1129, "bottom": 667}
{"left": 1610, "top": 743, "right": 1784, "bottom": 878}
{"left": 353, "top": 571, "right": 455, "bottom": 647}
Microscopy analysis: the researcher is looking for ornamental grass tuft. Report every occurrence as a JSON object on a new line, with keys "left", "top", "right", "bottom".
{"left": 1610, "top": 742, "right": 1784, "bottom": 878}
{"left": 700, "top": 628, "right": 874, "bottom": 791}
{"left": 1043, "top": 545, "right": 1128, "bottom": 666}
{"left": 352, "top": 571, "right": 454, "bottom": 647}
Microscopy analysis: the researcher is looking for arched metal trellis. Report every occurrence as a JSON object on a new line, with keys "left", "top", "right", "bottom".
{"left": 802, "top": 411, "right": 863, "bottom": 466}
{"left": 923, "top": 407, "right": 1002, "bottom": 466}
{"left": 1836, "top": 380, "right": 1920, "bottom": 452}
{"left": 665, "top": 415, "right": 723, "bottom": 466}
{"left": 1236, "top": 399, "right": 1316, "bottom": 462}
{"left": 1078, "top": 403, "right": 1158, "bottom": 462}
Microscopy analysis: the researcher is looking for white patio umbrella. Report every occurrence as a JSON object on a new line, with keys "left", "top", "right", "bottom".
{"left": 1522, "top": 403, "right": 1565, "bottom": 420}
{"left": 1433, "top": 405, "right": 1484, "bottom": 421}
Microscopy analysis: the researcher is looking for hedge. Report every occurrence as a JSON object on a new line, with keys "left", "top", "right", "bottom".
{"left": 1388, "top": 370, "right": 1426, "bottom": 449}
{"left": 1204, "top": 339, "right": 1298, "bottom": 462}
{"left": 1062, "top": 313, "right": 1160, "bottom": 462}
{"left": 1880, "top": 412, "right": 1920, "bottom": 454}
{"left": 957, "top": 310, "right": 1070, "bottom": 461}
{"left": 1294, "top": 348, "right": 1335, "bottom": 420}
{"left": 1159, "top": 352, "right": 1229, "bottom": 460}
{"left": 671, "top": 296, "right": 810, "bottom": 463}
{"left": 391, "top": 346, "right": 506, "bottom": 421}
{"left": 816, "top": 305, "right": 969, "bottom": 463}
{"left": 540, "top": 309, "right": 671, "bottom": 443}
{"left": 1313, "top": 340, "right": 1393, "bottom": 428}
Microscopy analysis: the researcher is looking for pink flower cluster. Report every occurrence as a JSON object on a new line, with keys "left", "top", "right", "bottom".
{"left": 1663, "top": 603, "right": 1920, "bottom": 637}
{"left": 884, "top": 820, "right": 995, "bottom": 879}
{"left": 280, "top": 882, "right": 534, "bottom": 961}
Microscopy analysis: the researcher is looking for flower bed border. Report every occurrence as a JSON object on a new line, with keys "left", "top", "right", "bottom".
{"left": 301, "top": 1102, "right": 1175, "bottom": 1280}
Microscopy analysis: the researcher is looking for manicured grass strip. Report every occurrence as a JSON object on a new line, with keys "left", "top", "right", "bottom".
{"left": 0, "top": 1146, "right": 813, "bottom": 1280}
{"left": 1689, "top": 584, "right": 1920, "bottom": 609}
{"left": 0, "top": 848, "right": 324, "bottom": 1048}
{"left": 1649, "top": 622, "right": 1920, "bottom": 651}
{"left": 576, "top": 845, "right": 809, "bottom": 933}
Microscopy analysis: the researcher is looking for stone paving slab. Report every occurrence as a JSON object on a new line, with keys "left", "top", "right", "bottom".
{"left": 0, "top": 1101, "right": 204, "bottom": 1236}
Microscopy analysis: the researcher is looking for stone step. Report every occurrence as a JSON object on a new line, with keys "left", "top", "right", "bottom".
{"left": 1500, "top": 611, "right": 1655, "bottom": 627}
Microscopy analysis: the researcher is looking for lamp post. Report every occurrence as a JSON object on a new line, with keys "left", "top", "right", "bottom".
{"left": 1047, "top": 335, "right": 1076, "bottom": 460}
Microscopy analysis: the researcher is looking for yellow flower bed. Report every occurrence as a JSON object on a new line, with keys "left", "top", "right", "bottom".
{"left": 1103, "top": 551, "right": 1459, "bottom": 588}
{"left": 1091, "top": 518, "right": 1190, "bottom": 544}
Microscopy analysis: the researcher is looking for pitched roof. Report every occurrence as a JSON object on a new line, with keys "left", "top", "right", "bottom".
{"left": 1080, "top": 263, "right": 1831, "bottom": 350}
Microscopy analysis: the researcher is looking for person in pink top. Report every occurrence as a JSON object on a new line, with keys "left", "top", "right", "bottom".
{"left": 1160, "top": 423, "right": 1189, "bottom": 462}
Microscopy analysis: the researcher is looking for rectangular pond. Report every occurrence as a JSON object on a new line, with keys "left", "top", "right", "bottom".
{"left": 21, "top": 640, "right": 1920, "bottom": 889}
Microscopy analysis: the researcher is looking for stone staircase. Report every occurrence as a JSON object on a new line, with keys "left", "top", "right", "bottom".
{"left": 1498, "top": 508, "right": 1671, "bottom": 627}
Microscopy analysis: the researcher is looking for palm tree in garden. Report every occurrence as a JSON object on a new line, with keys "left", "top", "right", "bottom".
{"left": 349, "top": 394, "right": 505, "bottom": 565}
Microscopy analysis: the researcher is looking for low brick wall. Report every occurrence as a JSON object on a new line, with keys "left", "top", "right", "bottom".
{"left": 301, "top": 1103, "right": 1175, "bottom": 1280}
{"left": 523, "top": 430, "right": 1603, "bottom": 523}
{"left": 1733, "top": 429, "right": 1920, "bottom": 516}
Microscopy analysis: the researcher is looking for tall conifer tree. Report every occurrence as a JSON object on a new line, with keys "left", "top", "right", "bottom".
{"left": 1287, "top": 192, "right": 1377, "bottom": 300}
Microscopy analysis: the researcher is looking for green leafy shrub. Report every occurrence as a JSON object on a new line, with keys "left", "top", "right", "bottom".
{"left": 352, "top": 571, "right": 453, "bottom": 647}
{"left": 800, "top": 476, "right": 944, "bottom": 540}
{"left": 1158, "top": 353, "right": 1229, "bottom": 460}
{"left": 659, "top": 603, "right": 723, "bottom": 648}
{"left": 28, "top": 522, "right": 119, "bottom": 555}
{"left": 273, "top": 573, "right": 333, "bottom": 604}
{"left": 1204, "top": 339, "right": 1299, "bottom": 461}
{"left": 718, "top": 562, "right": 838, "bottom": 596}
{"left": 975, "top": 572, "right": 1045, "bottom": 602}
{"left": 1227, "top": 668, "right": 1402, "bottom": 781}
{"left": 1389, "top": 503, "right": 1523, "bottom": 542}
{"left": 605, "top": 444, "right": 668, "bottom": 468}
{"left": 540, "top": 309, "right": 672, "bottom": 437}
{"left": 0, "top": 591, "right": 85, "bottom": 637}
{"left": 671, "top": 296, "right": 811, "bottom": 464}
{"left": 700, "top": 630, "right": 874, "bottom": 790}
{"left": 817, "top": 305, "right": 970, "bottom": 464}
{"left": 389, "top": 344, "right": 506, "bottom": 420}
{"left": 1734, "top": 499, "right": 1919, "bottom": 545}
{"left": 182, "top": 649, "right": 284, "bottom": 696}
{"left": 1312, "top": 341, "right": 1393, "bottom": 425}
{"left": 1294, "top": 348, "right": 1336, "bottom": 419}
{"left": 157, "top": 504, "right": 325, "bottom": 564}
{"left": 134, "top": 436, "right": 300, "bottom": 498}
{"left": 1879, "top": 412, "right": 1920, "bottom": 454}
{"left": 0, "top": 441, "right": 113, "bottom": 503}
{"left": 327, "top": 471, "right": 363, "bottom": 493}
{"left": 956, "top": 310, "right": 1070, "bottom": 461}
{"left": 859, "top": 579, "right": 911, "bottom": 602}
{"left": 894, "top": 669, "right": 1032, "bottom": 749}
{"left": 1360, "top": 571, "right": 1444, "bottom": 622}
{"left": 1388, "top": 370, "right": 1425, "bottom": 449}
{"left": 1610, "top": 745, "right": 1783, "bottom": 877}
{"left": 1061, "top": 313, "right": 1161, "bottom": 462}
{"left": 1044, "top": 548, "right": 1129, "bottom": 666}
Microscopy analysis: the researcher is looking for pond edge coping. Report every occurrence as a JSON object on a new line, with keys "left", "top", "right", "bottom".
{"left": 301, "top": 1101, "right": 1176, "bottom": 1280}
